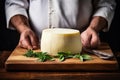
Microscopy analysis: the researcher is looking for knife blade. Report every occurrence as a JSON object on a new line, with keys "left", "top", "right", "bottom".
{"left": 83, "top": 48, "right": 114, "bottom": 60}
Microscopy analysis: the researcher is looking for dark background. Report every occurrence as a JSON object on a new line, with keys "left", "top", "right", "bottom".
{"left": 0, "top": 0, "right": 19, "bottom": 50}
{"left": 0, "top": 0, "right": 120, "bottom": 52}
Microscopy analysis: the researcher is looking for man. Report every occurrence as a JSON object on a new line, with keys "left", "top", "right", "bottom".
{"left": 5, "top": 0, "right": 116, "bottom": 49}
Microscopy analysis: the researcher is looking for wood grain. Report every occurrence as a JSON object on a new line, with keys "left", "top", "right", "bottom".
{"left": 5, "top": 43, "right": 119, "bottom": 71}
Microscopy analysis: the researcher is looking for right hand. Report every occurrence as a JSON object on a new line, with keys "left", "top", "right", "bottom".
{"left": 18, "top": 28, "right": 39, "bottom": 50}
{"left": 81, "top": 27, "right": 100, "bottom": 49}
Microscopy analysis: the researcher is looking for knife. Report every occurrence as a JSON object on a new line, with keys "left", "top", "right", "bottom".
{"left": 83, "top": 48, "right": 114, "bottom": 60}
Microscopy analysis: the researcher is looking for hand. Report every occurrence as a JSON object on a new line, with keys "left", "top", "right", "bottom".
{"left": 10, "top": 15, "right": 39, "bottom": 49}
{"left": 18, "top": 28, "right": 39, "bottom": 50}
{"left": 80, "top": 27, "right": 100, "bottom": 49}
{"left": 81, "top": 16, "right": 107, "bottom": 49}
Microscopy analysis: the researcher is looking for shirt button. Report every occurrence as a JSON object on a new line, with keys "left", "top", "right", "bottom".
{"left": 51, "top": 9, "right": 54, "bottom": 12}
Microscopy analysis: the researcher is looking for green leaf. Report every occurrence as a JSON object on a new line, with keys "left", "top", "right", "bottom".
{"left": 24, "top": 49, "right": 35, "bottom": 57}
{"left": 24, "top": 50, "right": 54, "bottom": 62}
{"left": 24, "top": 50, "right": 92, "bottom": 62}
{"left": 57, "top": 51, "right": 73, "bottom": 61}
{"left": 79, "top": 56, "right": 83, "bottom": 62}
{"left": 73, "top": 54, "right": 80, "bottom": 58}
{"left": 82, "top": 54, "right": 92, "bottom": 60}
{"left": 59, "top": 55, "right": 65, "bottom": 62}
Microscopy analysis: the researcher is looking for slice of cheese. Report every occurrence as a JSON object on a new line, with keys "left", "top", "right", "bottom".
{"left": 41, "top": 28, "right": 82, "bottom": 56}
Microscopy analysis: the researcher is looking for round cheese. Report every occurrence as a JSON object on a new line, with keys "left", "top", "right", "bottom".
{"left": 41, "top": 28, "right": 82, "bottom": 56}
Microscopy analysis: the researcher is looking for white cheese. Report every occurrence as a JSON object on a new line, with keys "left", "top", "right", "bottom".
{"left": 41, "top": 28, "right": 82, "bottom": 56}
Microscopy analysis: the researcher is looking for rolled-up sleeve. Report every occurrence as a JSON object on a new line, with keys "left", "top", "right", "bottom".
{"left": 5, "top": 0, "right": 29, "bottom": 29}
{"left": 93, "top": 0, "right": 116, "bottom": 31}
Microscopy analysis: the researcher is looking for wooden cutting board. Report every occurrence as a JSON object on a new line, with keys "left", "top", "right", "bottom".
{"left": 5, "top": 43, "right": 118, "bottom": 71}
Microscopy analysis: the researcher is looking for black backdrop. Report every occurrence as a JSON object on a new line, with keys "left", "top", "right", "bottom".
{"left": 100, "top": 0, "right": 120, "bottom": 52}
{"left": 0, "top": 0, "right": 120, "bottom": 52}
{"left": 0, "top": 0, "right": 19, "bottom": 50}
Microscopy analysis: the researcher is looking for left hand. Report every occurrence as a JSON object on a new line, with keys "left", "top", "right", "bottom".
{"left": 81, "top": 16, "right": 107, "bottom": 49}
{"left": 81, "top": 27, "right": 100, "bottom": 49}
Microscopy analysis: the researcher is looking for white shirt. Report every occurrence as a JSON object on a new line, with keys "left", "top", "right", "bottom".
{"left": 5, "top": 0, "right": 116, "bottom": 38}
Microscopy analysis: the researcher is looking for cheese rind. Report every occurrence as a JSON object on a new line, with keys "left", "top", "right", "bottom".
{"left": 41, "top": 28, "right": 82, "bottom": 56}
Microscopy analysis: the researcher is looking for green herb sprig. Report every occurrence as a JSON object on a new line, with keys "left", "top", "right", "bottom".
{"left": 24, "top": 50, "right": 54, "bottom": 62}
{"left": 55, "top": 52, "right": 73, "bottom": 61}
{"left": 24, "top": 50, "right": 92, "bottom": 62}
{"left": 56, "top": 52, "right": 92, "bottom": 62}
{"left": 73, "top": 54, "right": 92, "bottom": 62}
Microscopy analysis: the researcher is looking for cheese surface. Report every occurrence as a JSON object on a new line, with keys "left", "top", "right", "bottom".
{"left": 41, "top": 28, "right": 82, "bottom": 56}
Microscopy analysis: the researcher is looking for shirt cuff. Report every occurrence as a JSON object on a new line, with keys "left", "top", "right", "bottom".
{"left": 6, "top": 6, "right": 28, "bottom": 30}
{"left": 93, "top": 7, "right": 114, "bottom": 32}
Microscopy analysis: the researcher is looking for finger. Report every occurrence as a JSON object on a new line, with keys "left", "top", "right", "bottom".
{"left": 24, "top": 39, "right": 33, "bottom": 50}
{"left": 29, "top": 34, "right": 39, "bottom": 49}
{"left": 18, "top": 41, "right": 22, "bottom": 47}
{"left": 81, "top": 34, "right": 91, "bottom": 48}
{"left": 81, "top": 37, "right": 90, "bottom": 48}
{"left": 90, "top": 33, "right": 100, "bottom": 48}
{"left": 20, "top": 39, "right": 33, "bottom": 50}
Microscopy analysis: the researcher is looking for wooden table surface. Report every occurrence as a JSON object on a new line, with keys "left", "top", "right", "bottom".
{"left": 1, "top": 44, "right": 120, "bottom": 80}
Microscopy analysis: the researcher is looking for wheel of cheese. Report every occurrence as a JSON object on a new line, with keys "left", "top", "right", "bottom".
{"left": 41, "top": 28, "right": 82, "bottom": 56}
